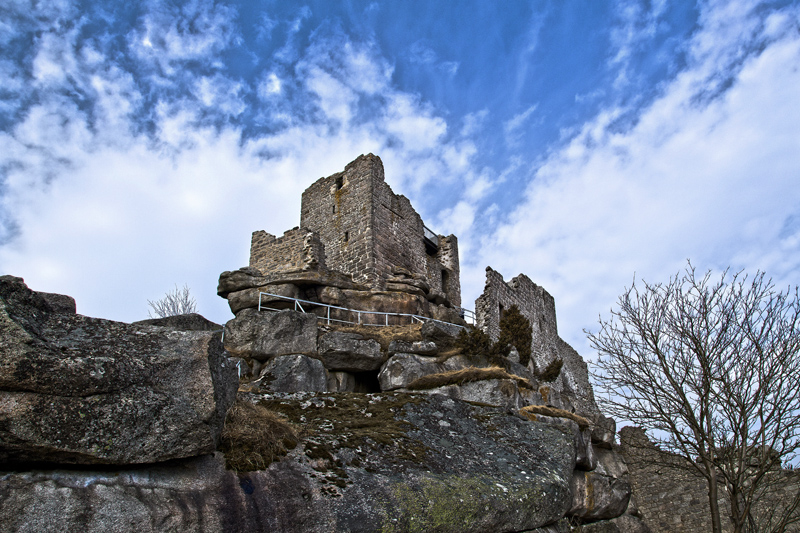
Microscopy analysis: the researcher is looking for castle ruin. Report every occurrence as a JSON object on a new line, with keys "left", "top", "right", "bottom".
{"left": 242, "top": 154, "right": 462, "bottom": 323}
{"left": 218, "top": 153, "right": 598, "bottom": 414}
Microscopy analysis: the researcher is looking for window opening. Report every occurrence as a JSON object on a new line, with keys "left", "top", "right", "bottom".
{"left": 344, "top": 231, "right": 349, "bottom": 243}
{"left": 441, "top": 269, "right": 449, "bottom": 293}
{"left": 332, "top": 205, "right": 336, "bottom": 214}
{"left": 335, "top": 176, "right": 343, "bottom": 189}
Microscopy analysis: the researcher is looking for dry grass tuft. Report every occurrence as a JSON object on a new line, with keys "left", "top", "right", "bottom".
{"left": 519, "top": 404, "right": 590, "bottom": 429}
{"left": 406, "top": 366, "right": 533, "bottom": 391}
{"left": 433, "top": 346, "right": 464, "bottom": 363}
{"left": 219, "top": 400, "right": 299, "bottom": 472}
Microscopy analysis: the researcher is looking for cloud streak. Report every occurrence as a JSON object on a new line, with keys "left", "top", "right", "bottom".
{"left": 471, "top": 0, "right": 800, "bottom": 354}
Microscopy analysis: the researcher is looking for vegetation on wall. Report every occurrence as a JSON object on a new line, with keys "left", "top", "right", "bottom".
{"left": 455, "top": 305, "right": 537, "bottom": 370}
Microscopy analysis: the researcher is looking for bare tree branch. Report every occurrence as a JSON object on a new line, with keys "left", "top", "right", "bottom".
{"left": 588, "top": 264, "right": 800, "bottom": 533}
{"left": 147, "top": 284, "right": 197, "bottom": 318}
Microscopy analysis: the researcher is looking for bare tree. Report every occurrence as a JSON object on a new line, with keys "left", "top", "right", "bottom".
{"left": 588, "top": 264, "right": 800, "bottom": 533}
{"left": 147, "top": 284, "right": 197, "bottom": 318}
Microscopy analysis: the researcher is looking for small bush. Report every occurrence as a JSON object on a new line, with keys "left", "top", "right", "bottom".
{"left": 496, "top": 305, "right": 532, "bottom": 366}
{"left": 455, "top": 326, "right": 493, "bottom": 356}
{"left": 219, "top": 400, "right": 299, "bottom": 472}
{"left": 538, "top": 358, "right": 563, "bottom": 382}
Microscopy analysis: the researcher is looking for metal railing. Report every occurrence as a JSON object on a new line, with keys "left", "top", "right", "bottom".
{"left": 258, "top": 292, "right": 471, "bottom": 329}
{"left": 455, "top": 306, "right": 476, "bottom": 326}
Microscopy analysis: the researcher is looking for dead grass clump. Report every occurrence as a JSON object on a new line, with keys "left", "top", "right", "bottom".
{"left": 219, "top": 400, "right": 299, "bottom": 472}
{"left": 519, "top": 404, "right": 590, "bottom": 430}
{"left": 406, "top": 366, "right": 533, "bottom": 391}
{"left": 327, "top": 323, "right": 423, "bottom": 351}
{"left": 433, "top": 346, "right": 464, "bottom": 364}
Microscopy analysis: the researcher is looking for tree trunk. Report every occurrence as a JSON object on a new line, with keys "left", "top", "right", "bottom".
{"left": 707, "top": 463, "right": 724, "bottom": 533}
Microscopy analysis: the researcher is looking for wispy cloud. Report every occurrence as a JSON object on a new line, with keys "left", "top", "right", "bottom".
{"left": 0, "top": 0, "right": 481, "bottom": 323}
{"left": 471, "top": 0, "right": 800, "bottom": 354}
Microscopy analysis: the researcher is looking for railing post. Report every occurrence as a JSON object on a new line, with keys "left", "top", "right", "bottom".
{"left": 327, "top": 306, "right": 330, "bottom": 326}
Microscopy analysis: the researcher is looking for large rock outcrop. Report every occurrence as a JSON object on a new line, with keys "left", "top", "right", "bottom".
{"left": 0, "top": 275, "right": 648, "bottom": 531}
{"left": 0, "top": 276, "right": 238, "bottom": 465}
{"left": 0, "top": 392, "right": 576, "bottom": 533}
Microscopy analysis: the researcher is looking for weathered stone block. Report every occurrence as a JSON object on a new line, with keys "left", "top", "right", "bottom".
{"left": 378, "top": 353, "right": 441, "bottom": 391}
{"left": 420, "top": 319, "right": 462, "bottom": 346}
{"left": 318, "top": 331, "right": 385, "bottom": 371}
{"left": 576, "top": 426, "right": 599, "bottom": 471}
{"left": 595, "top": 448, "right": 629, "bottom": 479}
{"left": 423, "top": 379, "right": 524, "bottom": 410}
{"left": 387, "top": 339, "right": 438, "bottom": 356}
{"left": 569, "top": 470, "right": 631, "bottom": 522}
{"left": 132, "top": 313, "right": 222, "bottom": 331}
{"left": 0, "top": 276, "right": 237, "bottom": 465}
{"left": 223, "top": 308, "right": 318, "bottom": 361}
{"left": 592, "top": 414, "right": 617, "bottom": 449}
{"left": 226, "top": 283, "right": 300, "bottom": 314}
{"left": 259, "top": 354, "right": 328, "bottom": 392}
{"left": 0, "top": 393, "right": 577, "bottom": 533}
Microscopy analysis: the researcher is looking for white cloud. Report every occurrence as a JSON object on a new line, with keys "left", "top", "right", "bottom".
{"left": 194, "top": 74, "right": 246, "bottom": 117}
{"left": 128, "top": 0, "right": 238, "bottom": 75}
{"left": 0, "top": 4, "right": 483, "bottom": 326}
{"left": 503, "top": 105, "right": 537, "bottom": 147}
{"left": 408, "top": 40, "right": 459, "bottom": 76}
{"left": 474, "top": 0, "right": 800, "bottom": 355}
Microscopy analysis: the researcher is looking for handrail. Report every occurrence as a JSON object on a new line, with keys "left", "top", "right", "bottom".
{"left": 454, "top": 306, "right": 476, "bottom": 326}
{"left": 258, "top": 292, "right": 470, "bottom": 329}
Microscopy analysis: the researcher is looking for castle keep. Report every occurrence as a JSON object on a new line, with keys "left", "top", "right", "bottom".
{"left": 245, "top": 154, "right": 461, "bottom": 323}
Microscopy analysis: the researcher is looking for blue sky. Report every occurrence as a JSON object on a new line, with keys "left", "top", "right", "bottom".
{"left": 1, "top": 0, "right": 799, "bottom": 356}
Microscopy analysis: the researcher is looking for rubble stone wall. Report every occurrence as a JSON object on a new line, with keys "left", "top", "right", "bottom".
{"left": 301, "top": 156, "right": 377, "bottom": 286}
{"left": 370, "top": 172, "right": 427, "bottom": 290}
{"left": 427, "top": 235, "right": 461, "bottom": 307}
{"left": 249, "top": 228, "right": 326, "bottom": 275}
{"left": 298, "top": 154, "right": 460, "bottom": 305}
{"left": 476, "top": 267, "right": 557, "bottom": 345}
{"left": 620, "top": 426, "right": 800, "bottom": 533}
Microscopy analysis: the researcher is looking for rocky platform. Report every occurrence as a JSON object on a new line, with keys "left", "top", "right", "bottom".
{"left": 0, "top": 276, "right": 648, "bottom": 532}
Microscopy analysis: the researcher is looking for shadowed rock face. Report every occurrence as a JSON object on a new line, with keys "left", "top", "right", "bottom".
{"left": 0, "top": 392, "right": 577, "bottom": 533}
{"left": 0, "top": 275, "right": 648, "bottom": 532}
{"left": 0, "top": 276, "right": 238, "bottom": 465}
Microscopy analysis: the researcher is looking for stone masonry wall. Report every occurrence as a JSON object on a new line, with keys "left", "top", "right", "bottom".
{"left": 427, "top": 235, "right": 461, "bottom": 307}
{"left": 476, "top": 267, "right": 557, "bottom": 346}
{"left": 249, "top": 228, "right": 326, "bottom": 275}
{"left": 299, "top": 154, "right": 460, "bottom": 305}
{"left": 370, "top": 171, "right": 426, "bottom": 289}
{"left": 620, "top": 426, "right": 800, "bottom": 533}
{"left": 475, "top": 267, "right": 598, "bottom": 418}
{"left": 301, "top": 156, "right": 376, "bottom": 286}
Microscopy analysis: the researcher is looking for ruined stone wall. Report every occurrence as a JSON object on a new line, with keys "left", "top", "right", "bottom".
{"left": 476, "top": 267, "right": 557, "bottom": 345}
{"left": 426, "top": 235, "right": 461, "bottom": 307}
{"left": 619, "top": 426, "right": 732, "bottom": 532}
{"left": 619, "top": 426, "right": 800, "bottom": 533}
{"left": 249, "top": 228, "right": 326, "bottom": 275}
{"left": 299, "top": 154, "right": 460, "bottom": 304}
{"left": 370, "top": 177, "right": 427, "bottom": 290}
{"left": 300, "top": 156, "right": 376, "bottom": 285}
